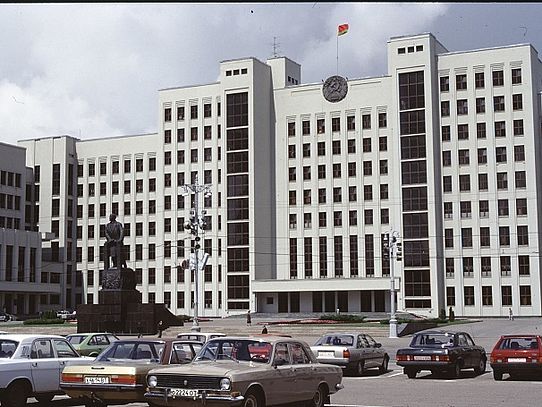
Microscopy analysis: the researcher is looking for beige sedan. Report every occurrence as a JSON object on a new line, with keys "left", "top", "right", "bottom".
{"left": 145, "top": 336, "right": 343, "bottom": 407}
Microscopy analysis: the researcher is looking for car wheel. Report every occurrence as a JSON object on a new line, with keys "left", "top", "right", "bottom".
{"left": 2, "top": 381, "right": 29, "bottom": 407}
{"left": 35, "top": 393, "right": 55, "bottom": 403}
{"left": 474, "top": 357, "right": 486, "bottom": 375}
{"left": 355, "top": 360, "right": 365, "bottom": 376}
{"left": 493, "top": 370, "right": 503, "bottom": 381}
{"left": 379, "top": 356, "right": 389, "bottom": 374}
{"left": 243, "top": 389, "right": 265, "bottom": 407}
{"left": 307, "top": 384, "right": 328, "bottom": 407}
{"left": 405, "top": 368, "right": 417, "bottom": 379}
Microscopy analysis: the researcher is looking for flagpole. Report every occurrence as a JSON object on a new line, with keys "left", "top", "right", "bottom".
{"left": 336, "top": 33, "right": 339, "bottom": 75}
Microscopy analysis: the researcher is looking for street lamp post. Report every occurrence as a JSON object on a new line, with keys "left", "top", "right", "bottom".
{"left": 180, "top": 175, "right": 212, "bottom": 332}
{"left": 385, "top": 229, "right": 400, "bottom": 339}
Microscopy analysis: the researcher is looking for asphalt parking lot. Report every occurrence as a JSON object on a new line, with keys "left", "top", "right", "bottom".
{"left": 6, "top": 315, "right": 542, "bottom": 407}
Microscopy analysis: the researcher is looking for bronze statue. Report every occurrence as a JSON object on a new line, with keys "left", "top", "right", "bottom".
{"left": 104, "top": 213, "right": 126, "bottom": 269}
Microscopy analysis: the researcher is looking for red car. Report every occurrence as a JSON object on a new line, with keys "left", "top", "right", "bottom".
{"left": 490, "top": 335, "right": 542, "bottom": 380}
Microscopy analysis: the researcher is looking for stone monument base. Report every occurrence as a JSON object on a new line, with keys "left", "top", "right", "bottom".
{"left": 76, "top": 267, "right": 183, "bottom": 335}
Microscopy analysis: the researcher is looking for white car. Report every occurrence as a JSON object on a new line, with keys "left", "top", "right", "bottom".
{"left": 0, "top": 334, "right": 93, "bottom": 407}
{"left": 176, "top": 332, "right": 226, "bottom": 343}
{"left": 56, "top": 310, "right": 76, "bottom": 320}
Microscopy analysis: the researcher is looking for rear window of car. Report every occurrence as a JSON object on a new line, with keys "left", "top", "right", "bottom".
{"left": 67, "top": 335, "right": 86, "bottom": 345}
{"left": 498, "top": 337, "right": 539, "bottom": 350}
{"left": 0, "top": 340, "right": 18, "bottom": 358}
{"left": 315, "top": 335, "right": 355, "bottom": 346}
{"left": 411, "top": 333, "right": 454, "bottom": 347}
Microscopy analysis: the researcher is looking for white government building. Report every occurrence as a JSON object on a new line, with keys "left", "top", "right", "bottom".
{"left": 10, "top": 32, "right": 542, "bottom": 318}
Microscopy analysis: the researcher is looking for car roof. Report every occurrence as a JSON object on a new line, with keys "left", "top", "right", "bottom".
{"left": 500, "top": 334, "right": 541, "bottom": 338}
{"left": 177, "top": 332, "right": 225, "bottom": 336}
{"left": 208, "top": 335, "right": 308, "bottom": 345}
{"left": 415, "top": 330, "right": 461, "bottom": 335}
{"left": 67, "top": 333, "right": 117, "bottom": 336}
{"left": 0, "top": 334, "right": 67, "bottom": 341}
{"left": 172, "top": 340, "right": 204, "bottom": 345}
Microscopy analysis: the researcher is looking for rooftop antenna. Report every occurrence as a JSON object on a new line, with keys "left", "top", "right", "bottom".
{"left": 272, "top": 36, "right": 281, "bottom": 58}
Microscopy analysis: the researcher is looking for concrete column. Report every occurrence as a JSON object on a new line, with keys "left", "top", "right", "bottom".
{"left": 0, "top": 243, "right": 5, "bottom": 281}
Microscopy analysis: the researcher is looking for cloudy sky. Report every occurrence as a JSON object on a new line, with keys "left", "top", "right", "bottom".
{"left": 1, "top": 3, "right": 541, "bottom": 145}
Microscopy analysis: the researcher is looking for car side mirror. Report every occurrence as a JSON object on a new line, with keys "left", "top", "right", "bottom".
{"left": 375, "top": 343, "right": 382, "bottom": 348}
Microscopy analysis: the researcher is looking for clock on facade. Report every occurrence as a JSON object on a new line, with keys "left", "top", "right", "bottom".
{"left": 322, "top": 75, "right": 348, "bottom": 103}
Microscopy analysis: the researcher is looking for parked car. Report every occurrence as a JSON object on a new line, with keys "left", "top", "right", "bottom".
{"left": 490, "top": 334, "right": 542, "bottom": 380}
{"left": 66, "top": 333, "right": 120, "bottom": 357}
{"left": 396, "top": 330, "right": 487, "bottom": 379}
{"left": 57, "top": 310, "right": 76, "bottom": 321}
{"left": 0, "top": 334, "right": 91, "bottom": 407}
{"left": 145, "top": 335, "right": 344, "bottom": 407}
{"left": 176, "top": 331, "right": 226, "bottom": 343}
{"left": 311, "top": 332, "right": 389, "bottom": 376}
{"left": 0, "top": 312, "right": 14, "bottom": 322}
{"left": 60, "top": 338, "right": 202, "bottom": 407}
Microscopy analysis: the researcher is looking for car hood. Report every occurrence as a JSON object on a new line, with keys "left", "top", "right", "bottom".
{"left": 150, "top": 360, "right": 268, "bottom": 377}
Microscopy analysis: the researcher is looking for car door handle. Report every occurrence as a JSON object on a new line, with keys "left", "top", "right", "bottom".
{"left": 59, "top": 361, "right": 65, "bottom": 365}
{"left": 31, "top": 362, "right": 38, "bottom": 367}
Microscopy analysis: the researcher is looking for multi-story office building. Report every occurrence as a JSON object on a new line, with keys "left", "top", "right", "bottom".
{"left": 16, "top": 32, "right": 542, "bottom": 317}
{"left": 0, "top": 142, "right": 59, "bottom": 314}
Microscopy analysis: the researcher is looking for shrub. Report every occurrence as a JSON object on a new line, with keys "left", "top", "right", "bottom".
{"left": 319, "top": 314, "right": 365, "bottom": 323}
{"left": 439, "top": 308, "right": 447, "bottom": 320}
{"left": 24, "top": 318, "right": 65, "bottom": 325}
{"left": 449, "top": 307, "right": 455, "bottom": 322}
{"left": 41, "top": 309, "right": 58, "bottom": 320}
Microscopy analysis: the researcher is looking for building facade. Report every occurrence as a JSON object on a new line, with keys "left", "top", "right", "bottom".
{"left": 0, "top": 142, "right": 59, "bottom": 315}
{"left": 16, "top": 32, "right": 542, "bottom": 317}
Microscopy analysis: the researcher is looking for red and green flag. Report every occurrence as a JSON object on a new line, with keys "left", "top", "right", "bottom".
{"left": 338, "top": 23, "right": 349, "bottom": 36}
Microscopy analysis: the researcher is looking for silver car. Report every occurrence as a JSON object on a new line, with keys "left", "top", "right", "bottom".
{"left": 145, "top": 335, "right": 343, "bottom": 407}
{"left": 311, "top": 332, "right": 389, "bottom": 376}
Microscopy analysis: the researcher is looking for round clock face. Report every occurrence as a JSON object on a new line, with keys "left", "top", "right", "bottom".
{"left": 322, "top": 75, "right": 348, "bottom": 103}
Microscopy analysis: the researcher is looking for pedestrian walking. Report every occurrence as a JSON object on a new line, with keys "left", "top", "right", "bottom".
{"left": 509, "top": 308, "right": 514, "bottom": 321}
{"left": 246, "top": 310, "right": 252, "bottom": 326}
{"left": 157, "top": 320, "right": 164, "bottom": 338}
{"left": 261, "top": 325, "right": 268, "bottom": 334}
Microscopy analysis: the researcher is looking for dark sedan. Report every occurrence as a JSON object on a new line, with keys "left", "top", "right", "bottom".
{"left": 396, "top": 330, "right": 486, "bottom": 379}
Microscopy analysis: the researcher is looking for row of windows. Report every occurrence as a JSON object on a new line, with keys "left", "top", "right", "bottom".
{"left": 164, "top": 125, "right": 222, "bottom": 144}
{"left": 288, "top": 162, "right": 389, "bottom": 182}
{"left": 78, "top": 158, "right": 157, "bottom": 178}
{"left": 0, "top": 216, "right": 21, "bottom": 230}
{"left": 445, "top": 225, "right": 531, "bottom": 248}
{"left": 440, "top": 68, "right": 522, "bottom": 92}
{"left": 442, "top": 145, "right": 525, "bottom": 166}
{"left": 88, "top": 290, "right": 220, "bottom": 310}
{"left": 447, "top": 285, "right": 531, "bottom": 307}
{"left": 444, "top": 198, "right": 527, "bottom": 219}
{"left": 288, "top": 137, "right": 388, "bottom": 158}
{"left": 226, "top": 67, "right": 248, "bottom": 77}
{"left": 0, "top": 171, "right": 22, "bottom": 188}
{"left": 442, "top": 171, "right": 527, "bottom": 193}
{"left": 164, "top": 102, "right": 221, "bottom": 123}
{"left": 287, "top": 113, "right": 387, "bottom": 137}
{"left": 441, "top": 120, "right": 525, "bottom": 141}
{"left": 289, "top": 208, "right": 390, "bottom": 229}
{"left": 0, "top": 193, "right": 21, "bottom": 211}
{"left": 397, "top": 44, "right": 423, "bottom": 54}
{"left": 441, "top": 93, "right": 524, "bottom": 116}
{"left": 289, "top": 184, "right": 389, "bottom": 206}
{"left": 445, "top": 255, "right": 530, "bottom": 278}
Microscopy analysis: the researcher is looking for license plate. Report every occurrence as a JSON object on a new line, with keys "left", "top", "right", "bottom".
{"left": 508, "top": 358, "right": 527, "bottom": 363}
{"left": 319, "top": 351, "right": 335, "bottom": 358}
{"left": 413, "top": 355, "right": 431, "bottom": 361}
{"left": 84, "top": 376, "right": 110, "bottom": 384}
{"left": 169, "top": 388, "right": 199, "bottom": 398}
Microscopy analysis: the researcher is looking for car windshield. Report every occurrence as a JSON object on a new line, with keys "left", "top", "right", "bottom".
{"left": 498, "top": 337, "right": 539, "bottom": 350}
{"left": 97, "top": 341, "right": 164, "bottom": 362}
{"left": 411, "top": 333, "right": 454, "bottom": 347}
{"left": 315, "top": 335, "right": 354, "bottom": 346}
{"left": 66, "top": 335, "right": 86, "bottom": 345}
{"left": 195, "top": 339, "right": 272, "bottom": 363}
{"left": 0, "top": 340, "right": 18, "bottom": 358}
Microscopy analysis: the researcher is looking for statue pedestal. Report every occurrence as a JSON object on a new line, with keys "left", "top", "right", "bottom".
{"left": 77, "top": 267, "right": 183, "bottom": 335}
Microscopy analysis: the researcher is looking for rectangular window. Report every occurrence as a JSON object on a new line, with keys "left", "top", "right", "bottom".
{"left": 347, "top": 115, "right": 355, "bottom": 131}
{"left": 493, "top": 70, "right": 504, "bottom": 86}
{"left": 480, "top": 227, "right": 490, "bottom": 247}
{"left": 519, "top": 255, "right": 530, "bottom": 275}
{"left": 447, "top": 287, "right": 455, "bottom": 306}
{"left": 456, "top": 74, "right": 467, "bottom": 90}
{"left": 441, "top": 125, "right": 450, "bottom": 141}
{"left": 512, "top": 94, "right": 523, "bottom": 110}
{"left": 464, "top": 286, "right": 475, "bottom": 306}
{"left": 302, "top": 120, "right": 310, "bottom": 135}
{"left": 512, "top": 68, "right": 522, "bottom": 84}
{"left": 478, "top": 173, "right": 488, "bottom": 191}
{"left": 476, "top": 97, "right": 485, "bottom": 114}
{"left": 493, "top": 95, "right": 505, "bottom": 112}
{"left": 331, "top": 117, "right": 340, "bottom": 132}
{"left": 477, "top": 122, "right": 486, "bottom": 139}
{"left": 475, "top": 72, "right": 485, "bottom": 88}
{"left": 317, "top": 119, "right": 325, "bottom": 134}
{"left": 520, "top": 286, "right": 531, "bottom": 306}
{"left": 457, "top": 99, "right": 468, "bottom": 115}
{"left": 378, "top": 112, "right": 387, "bottom": 128}
{"left": 457, "top": 124, "right": 469, "bottom": 140}
{"left": 514, "top": 119, "right": 524, "bottom": 136}
{"left": 482, "top": 286, "right": 493, "bottom": 306}
{"left": 440, "top": 76, "right": 449, "bottom": 92}
{"left": 362, "top": 114, "right": 371, "bottom": 129}
{"left": 501, "top": 286, "right": 512, "bottom": 306}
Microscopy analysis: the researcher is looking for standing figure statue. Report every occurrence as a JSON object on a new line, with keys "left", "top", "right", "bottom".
{"left": 105, "top": 214, "right": 126, "bottom": 270}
